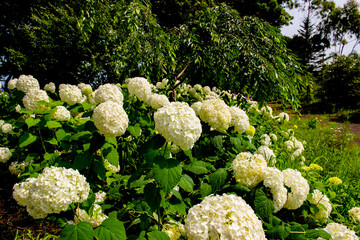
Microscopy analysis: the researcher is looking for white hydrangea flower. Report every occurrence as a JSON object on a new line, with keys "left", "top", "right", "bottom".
{"left": 199, "top": 99, "right": 231, "bottom": 132}
{"left": 260, "top": 133, "right": 272, "bottom": 146}
{"left": 52, "top": 105, "right": 71, "bottom": 121}
{"left": 259, "top": 105, "right": 273, "bottom": 118}
{"left": 15, "top": 104, "right": 21, "bottom": 112}
{"left": 282, "top": 169, "right": 310, "bottom": 210}
{"left": 229, "top": 106, "right": 250, "bottom": 134}
{"left": 77, "top": 83, "right": 92, "bottom": 92}
{"left": 94, "top": 83, "right": 123, "bottom": 105}
{"left": 318, "top": 222, "right": 359, "bottom": 240}
{"left": 8, "top": 78, "right": 18, "bottom": 90}
{"left": 44, "top": 82, "right": 56, "bottom": 93}
{"left": 0, "top": 147, "right": 12, "bottom": 163}
{"left": 309, "top": 189, "right": 332, "bottom": 221}
{"left": 9, "top": 161, "right": 31, "bottom": 175}
{"left": 0, "top": 120, "right": 4, "bottom": 128}
{"left": 269, "top": 133, "right": 278, "bottom": 142}
{"left": 2, "top": 123, "right": 13, "bottom": 133}
{"left": 231, "top": 152, "right": 267, "bottom": 188}
{"left": 154, "top": 102, "right": 202, "bottom": 150}
{"left": 188, "top": 88, "right": 203, "bottom": 101}
{"left": 155, "top": 78, "right": 169, "bottom": 89}
{"left": 74, "top": 204, "right": 108, "bottom": 228}
{"left": 285, "top": 136, "right": 305, "bottom": 160}
{"left": 256, "top": 145, "right": 276, "bottom": 165}
{"left": 16, "top": 75, "right": 40, "bottom": 93}
{"left": 23, "top": 90, "right": 49, "bottom": 112}
{"left": 12, "top": 166, "right": 90, "bottom": 219}
{"left": 92, "top": 101, "right": 129, "bottom": 138}
{"left": 263, "top": 167, "right": 288, "bottom": 213}
{"left": 95, "top": 191, "right": 107, "bottom": 203}
{"left": 185, "top": 193, "right": 266, "bottom": 240}
{"left": 190, "top": 102, "right": 202, "bottom": 116}
{"left": 162, "top": 221, "right": 186, "bottom": 240}
{"left": 147, "top": 93, "right": 170, "bottom": 109}
{"left": 349, "top": 207, "right": 360, "bottom": 222}
{"left": 59, "top": 84, "right": 84, "bottom": 105}
{"left": 127, "top": 77, "right": 152, "bottom": 102}
{"left": 276, "top": 112, "right": 290, "bottom": 122}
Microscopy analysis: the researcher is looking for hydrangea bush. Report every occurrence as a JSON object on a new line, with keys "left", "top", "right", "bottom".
{"left": 0, "top": 75, "right": 358, "bottom": 239}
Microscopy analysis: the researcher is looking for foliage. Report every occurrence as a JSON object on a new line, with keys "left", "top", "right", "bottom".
{"left": 317, "top": 53, "right": 360, "bottom": 110}
{"left": 1, "top": 76, "right": 360, "bottom": 239}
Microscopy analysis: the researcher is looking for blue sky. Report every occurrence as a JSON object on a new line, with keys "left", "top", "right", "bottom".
{"left": 281, "top": 0, "right": 360, "bottom": 55}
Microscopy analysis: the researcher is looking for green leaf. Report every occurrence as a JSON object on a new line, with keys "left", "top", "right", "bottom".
{"left": 184, "top": 161, "right": 209, "bottom": 174}
{"left": 94, "top": 218, "right": 126, "bottom": 240}
{"left": 103, "top": 145, "right": 119, "bottom": 167}
{"left": 105, "top": 137, "right": 117, "bottom": 146}
{"left": 183, "top": 149, "right": 193, "bottom": 160}
{"left": 25, "top": 117, "right": 40, "bottom": 128}
{"left": 254, "top": 187, "right": 274, "bottom": 219}
{"left": 46, "top": 137, "right": 58, "bottom": 145}
{"left": 230, "top": 136, "right": 242, "bottom": 152}
{"left": 93, "top": 160, "right": 106, "bottom": 180}
{"left": 211, "top": 135, "right": 223, "bottom": 150}
{"left": 56, "top": 129, "right": 71, "bottom": 142}
{"left": 266, "top": 223, "right": 291, "bottom": 239}
{"left": 147, "top": 231, "right": 171, "bottom": 240}
{"left": 144, "top": 183, "right": 161, "bottom": 212}
{"left": 73, "top": 154, "right": 93, "bottom": 170}
{"left": 209, "top": 168, "right": 228, "bottom": 192}
{"left": 45, "top": 120, "right": 62, "bottom": 129}
{"left": 153, "top": 158, "right": 182, "bottom": 194}
{"left": 178, "top": 174, "right": 194, "bottom": 192}
{"left": 82, "top": 101, "right": 93, "bottom": 111}
{"left": 305, "top": 229, "right": 332, "bottom": 239}
{"left": 200, "top": 183, "right": 212, "bottom": 198}
{"left": 232, "top": 184, "right": 251, "bottom": 192}
{"left": 19, "top": 133, "right": 37, "bottom": 148}
{"left": 60, "top": 221, "right": 94, "bottom": 240}
{"left": 71, "top": 131, "right": 92, "bottom": 141}
{"left": 127, "top": 124, "right": 142, "bottom": 138}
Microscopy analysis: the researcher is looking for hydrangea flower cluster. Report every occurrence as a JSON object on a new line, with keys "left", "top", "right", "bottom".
{"left": 231, "top": 152, "right": 267, "bottom": 188}
{"left": 260, "top": 133, "right": 272, "bottom": 146}
{"left": 9, "top": 161, "right": 32, "bottom": 175}
{"left": 23, "top": 90, "right": 49, "bottom": 112}
{"left": 308, "top": 189, "right": 332, "bottom": 221}
{"left": 259, "top": 105, "right": 273, "bottom": 118}
{"left": 59, "top": 84, "right": 84, "bottom": 105}
{"left": 162, "top": 221, "right": 186, "bottom": 240}
{"left": 184, "top": 193, "right": 266, "bottom": 239}
{"left": 146, "top": 93, "right": 170, "bottom": 109}
{"left": 263, "top": 167, "right": 288, "bottom": 213}
{"left": 0, "top": 147, "right": 12, "bottom": 163}
{"left": 16, "top": 75, "right": 40, "bottom": 93}
{"left": 8, "top": 78, "right": 18, "bottom": 90}
{"left": 199, "top": 99, "right": 231, "bottom": 132}
{"left": 256, "top": 145, "right": 276, "bottom": 165}
{"left": 155, "top": 78, "right": 169, "bottom": 89}
{"left": 318, "top": 222, "right": 359, "bottom": 240}
{"left": 52, "top": 105, "right": 71, "bottom": 121}
{"left": 229, "top": 106, "right": 250, "bottom": 134}
{"left": 349, "top": 207, "right": 360, "bottom": 222}
{"left": 284, "top": 136, "right": 305, "bottom": 160}
{"left": 74, "top": 204, "right": 108, "bottom": 228}
{"left": 44, "top": 82, "right": 56, "bottom": 93}
{"left": 94, "top": 83, "right": 123, "bottom": 105}
{"left": 92, "top": 101, "right": 129, "bottom": 138}
{"left": 1, "top": 123, "right": 13, "bottom": 133}
{"left": 127, "top": 77, "right": 152, "bottom": 102}
{"left": 154, "top": 102, "right": 202, "bottom": 150}
{"left": 282, "top": 169, "right": 310, "bottom": 210}
{"left": 13, "top": 166, "right": 90, "bottom": 219}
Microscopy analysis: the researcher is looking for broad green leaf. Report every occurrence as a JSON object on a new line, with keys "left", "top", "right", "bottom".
{"left": 153, "top": 158, "right": 182, "bottom": 194}
{"left": 200, "top": 183, "right": 212, "bottom": 198}
{"left": 230, "top": 136, "right": 242, "bottom": 152}
{"left": 184, "top": 161, "right": 209, "bottom": 175}
{"left": 147, "top": 231, "right": 171, "bottom": 240}
{"left": 46, "top": 137, "right": 58, "bottom": 145}
{"left": 19, "top": 133, "right": 37, "bottom": 148}
{"left": 232, "top": 184, "right": 251, "bottom": 192}
{"left": 127, "top": 124, "right": 142, "bottom": 137}
{"left": 178, "top": 174, "right": 194, "bottom": 192}
{"left": 305, "top": 229, "right": 331, "bottom": 239}
{"left": 105, "top": 137, "right": 117, "bottom": 146}
{"left": 209, "top": 168, "right": 228, "bottom": 191}
{"left": 82, "top": 101, "right": 93, "bottom": 111}
{"left": 73, "top": 154, "right": 93, "bottom": 170}
{"left": 59, "top": 221, "right": 93, "bottom": 240}
{"left": 93, "top": 160, "right": 106, "bottom": 180}
{"left": 71, "top": 131, "right": 92, "bottom": 141}
{"left": 266, "top": 224, "right": 291, "bottom": 239}
{"left": 25, "top": 117, "right": 40, "bottom": 128}
{"left": 211, "top": 135, "right": 223, "bottom": 150}
{"left": 94, "top": 218, "right": 126, "bottom": 240}
{"left": 103, "top": 145, "right": 119, "bottom": 167}
{"left": 168, "top": 198, "right": 187, "bottom": 215}
{"left": 56, "top": 129, "right": 71, "bottom": 142}
{"left": 254, "top": 187, "right": 274, "bottom": 219}
{"left": 183, "top": 150, "right": 193, "bottom": 160}
{"left": 45, "top": 120, "right": 62, "bottom": 129}
{"left": 144, "top": 183, "right": 161, "bottom": 212}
